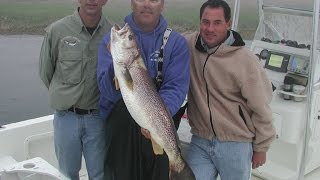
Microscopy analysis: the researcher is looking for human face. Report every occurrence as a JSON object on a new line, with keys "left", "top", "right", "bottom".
{"left": 200, "top": 7, "right": 231, "bottom": 48}
{"left": 131, "top": 0, "right": 164, "bottom": 31}
{"left": 78, "top": 0, "right": 107, "bottom": 17}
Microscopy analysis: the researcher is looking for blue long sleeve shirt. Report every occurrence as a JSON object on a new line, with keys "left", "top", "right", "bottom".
{"left": 97, "top": 13, "right": 190, "bottom": 120}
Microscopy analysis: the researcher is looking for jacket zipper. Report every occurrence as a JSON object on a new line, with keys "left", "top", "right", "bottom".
{"left": 202, "top": 46, "right": 220, "bottom": 137}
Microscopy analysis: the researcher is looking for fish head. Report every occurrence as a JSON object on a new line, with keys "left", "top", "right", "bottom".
{"left": 110, "top": 23, "right": 140, "bottom": 66}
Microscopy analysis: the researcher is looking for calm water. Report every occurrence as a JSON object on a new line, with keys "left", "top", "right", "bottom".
{"left": 0, "top": 35, "right": 253, "bottom": 126}
{"left": 0, "top": 35, "right": 53, "bottom": 125}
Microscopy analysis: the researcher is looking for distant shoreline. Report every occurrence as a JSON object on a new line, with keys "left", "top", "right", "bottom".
{"left": 0, "top": 0, "right": 260, "bottom": 39}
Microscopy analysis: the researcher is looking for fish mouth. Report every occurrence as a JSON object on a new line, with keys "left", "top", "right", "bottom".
{"left": 113, "top": 23, "right": 129, "bottom": 31}
{"left": 112, "top": 23, "right": 130, "bottom": 36}
{"left": 114, "top": 24, "right": 121, "bottom": 31}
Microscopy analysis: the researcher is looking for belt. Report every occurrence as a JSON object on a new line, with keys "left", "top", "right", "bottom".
{"left": 68, "top": 107, "right": 96, "bottom": 115}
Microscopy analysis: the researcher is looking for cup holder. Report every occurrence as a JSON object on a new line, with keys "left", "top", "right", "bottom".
{"left": 23, "top": 163, "right": 36, "bottom": 169}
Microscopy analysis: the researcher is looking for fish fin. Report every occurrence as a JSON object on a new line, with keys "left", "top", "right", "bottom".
{"left": 151, "top": 138, "right": 164, "bottom": 155}
{"left": 169, "top": 158, "right": 195, "bottom": 180}
{"left": 107, "top": 42, "right": 111, "bottom": 53}
{"left": 113, "top": 77, "right": 120, "bottom": 90}
{"left": 123, "top": 67, "right": 133, "bottom": 90}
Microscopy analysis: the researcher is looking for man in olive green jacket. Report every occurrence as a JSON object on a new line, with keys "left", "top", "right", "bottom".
{"left": 39, "top": 0, "right": 111, "bottom": 179}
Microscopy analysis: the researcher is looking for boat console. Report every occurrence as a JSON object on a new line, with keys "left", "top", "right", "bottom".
{"left": 249, "top": 1, "right": 320, "bottom": 179}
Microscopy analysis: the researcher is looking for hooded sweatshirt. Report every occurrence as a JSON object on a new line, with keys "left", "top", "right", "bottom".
{"left": 97, "top": 13, "right": 190, "bottom": 120}
{"left": 185, "top": 31, "right": 275, "bottom": 152}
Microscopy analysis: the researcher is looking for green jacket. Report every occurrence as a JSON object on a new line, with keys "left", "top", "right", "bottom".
{"left": 39, "top": 10, "right": 111, "bottom": 110}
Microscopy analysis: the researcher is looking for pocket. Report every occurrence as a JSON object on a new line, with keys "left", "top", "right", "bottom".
{"left": 55, "top": 110, "right": 67, "bottom": 117}
{"left": 238, "top": 105, "right": 255, "bottom": 134}
{"left": 58, "top": 51, "right": 83, "bottom": 84}
{"left": 239, "top": 105, "right": 247, "bottom": 126}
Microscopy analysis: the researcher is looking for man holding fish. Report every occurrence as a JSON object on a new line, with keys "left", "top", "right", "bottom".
{"left": 97, "top": 0, "right": 192, "bottom": 179}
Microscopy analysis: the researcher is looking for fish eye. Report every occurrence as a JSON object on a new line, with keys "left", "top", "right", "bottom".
{"left": 128, "top": 34, "right": 134, "bottom": 41}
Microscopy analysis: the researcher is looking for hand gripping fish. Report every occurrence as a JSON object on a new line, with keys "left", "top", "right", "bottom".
{"left": 110, "top": 23, "right": 195, "bottom": 180}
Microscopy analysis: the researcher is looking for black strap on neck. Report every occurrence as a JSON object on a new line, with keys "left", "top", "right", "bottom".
{"left": 155, "top": 28, "right": 172, "bottom": 90}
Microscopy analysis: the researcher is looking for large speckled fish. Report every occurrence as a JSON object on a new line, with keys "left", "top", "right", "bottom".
{"left": 110, "top": 23, "right": 195, "bottom": 180}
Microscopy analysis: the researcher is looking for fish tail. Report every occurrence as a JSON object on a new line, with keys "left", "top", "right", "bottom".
{"left": 169, "top": 158, "right": 195, "bottom": 180}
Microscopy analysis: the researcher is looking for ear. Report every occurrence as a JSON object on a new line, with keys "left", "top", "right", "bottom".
{"left": 227, "top": 20, "right": 232, "bottom": 30}
{"left": 102, "top": 0, "right": 108, "bottom": 6}
{"left": 160, "top": 1, "right": 164, "bottom": 11}
{"left": 131, "top": 0, "right": 134, "bottom": 11}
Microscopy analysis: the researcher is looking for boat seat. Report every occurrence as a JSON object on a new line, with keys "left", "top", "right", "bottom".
{"left": 24, "top": 131, "right": 58, "bottom": 168}
{"left": 0, "top": 156, "right": 17, "bottom": 170}
{"left": 0, "top": 157, "right": 65, "bottom": 180}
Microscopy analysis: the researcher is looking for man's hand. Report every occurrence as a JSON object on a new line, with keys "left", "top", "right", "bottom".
{"left": 113, "top": 77, "right": 120, "bottom": 90}
{"left": 141, "top": 128, "right": 151, "bottom": 139}
{"left": 252, "top": 151, "right": 266, "bottom": 169}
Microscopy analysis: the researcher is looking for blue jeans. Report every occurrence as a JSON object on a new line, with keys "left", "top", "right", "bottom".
{"left": 185, "top": 135, "right": 252, "bottom": 180}
{"left": 53, "top": 110, "right": 106, "bottom": 180}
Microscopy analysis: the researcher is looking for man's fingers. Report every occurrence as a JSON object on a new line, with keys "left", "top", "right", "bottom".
{"left": 252, "top": 151, "right": 266, "bottom": 169}
{"left": 252, "top": 163, "right": 259, "bottom": 169}
{"left": 252, "top": 162, "right": 265, "bottom": 169}
{"left": 141, "top": 128, "right": 151, "bottom": 139}
{"left": 113, "top": 77, "right": 120, "bottom": 90}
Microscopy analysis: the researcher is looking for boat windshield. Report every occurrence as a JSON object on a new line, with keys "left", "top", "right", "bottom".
{"left": 254, "top": 0, "right": 314, "bottom": 45}
{"left": 263, "top": 0, "right": 313, "bottom": 11}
